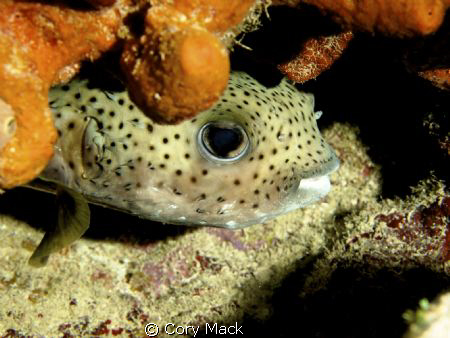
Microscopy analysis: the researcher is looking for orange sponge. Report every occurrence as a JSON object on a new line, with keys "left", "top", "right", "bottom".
{"left": 121, "top": 0, "right": 256, "bottom": 124}
{"left": 274, "top": 0, "right": 450, "bottom": 36}
{"left": 121, "top": 6, "right": 230, "bottom": 124}
{"left": 0, "top": 0, "right": 121, "bottom": 189}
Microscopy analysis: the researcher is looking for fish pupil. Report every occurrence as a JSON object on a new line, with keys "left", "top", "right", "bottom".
{"left": 206, "top": 126, "right": 243, "bottom": 158}
{"left": 198, "top": 121, "right": 249, "bottom": 163}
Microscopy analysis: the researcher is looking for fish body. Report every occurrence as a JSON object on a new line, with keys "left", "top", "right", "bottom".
{"left": 43, "top": 71, "right": 339, "bottom": 229}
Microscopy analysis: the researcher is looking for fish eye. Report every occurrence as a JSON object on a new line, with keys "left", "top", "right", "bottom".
{"left": 197, "top": 121, "right": 249, "bottom": 163}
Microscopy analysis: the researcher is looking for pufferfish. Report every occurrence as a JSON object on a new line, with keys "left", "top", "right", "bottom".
{"left": 28, "top": 71, "right": 339, "bottom": 266}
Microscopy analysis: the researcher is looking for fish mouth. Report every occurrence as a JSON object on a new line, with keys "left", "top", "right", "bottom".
{"left": 294, "top": 175, "right": 332, "bottom": 207}
{"left": 292, "top": 153, "right": 339, "bottom": 207}
{"left": 212, "top": 175, "right": 334, "bottom": 230}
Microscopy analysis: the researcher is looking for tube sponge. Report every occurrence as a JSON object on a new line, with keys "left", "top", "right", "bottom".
{"left": 121, "top": 6, "right": 231, "bottom": 124}
{"left": 120, "top": 0, "right": 256, "bottom": 124}
{"left": 0, "top": 0, "right": 121, "bottom": 189}
{"left": 274, "top": 0, "right": 450, "bottom": 36}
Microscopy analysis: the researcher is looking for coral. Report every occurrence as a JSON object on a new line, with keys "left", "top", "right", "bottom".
{"left": 403, "top": 16, "right": 450, "bottom": 91}
{"left": 120, "top": 0, "right": 258, "bottom": 124}
{"left": 273, "top": 0, "right": 450, "bottom": 37}
{"left": 423, "top": 112, "right": 450, "bottom": 157}
{"left": 300, "top": 178, "right": 450, "bottom": 303}
{"left": 418, "top": 69, "right": 450, "bottom": 91}
{"left": 344, "top": 180, "right": 449, "bottom": 269}
{"left": 0, "top": 0, "right": 122, "bottom": 189}
{"left": 277, "top": 30, "right": 353, "bottom": 83}
{"left": 404, "top": 293, "right": 450, "bottom": 338}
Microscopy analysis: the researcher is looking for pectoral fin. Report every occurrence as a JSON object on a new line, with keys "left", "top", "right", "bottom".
{"left": 28, "top": 187, "right": 90, "bottom": 267}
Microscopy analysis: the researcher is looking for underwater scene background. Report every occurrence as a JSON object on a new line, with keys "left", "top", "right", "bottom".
{"left": 0, "top": 3, "right": 448, "bottom": 337}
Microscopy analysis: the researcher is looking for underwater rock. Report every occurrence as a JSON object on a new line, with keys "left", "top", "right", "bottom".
{"left": 1, "top": 121, "right": 447, "bottom": 336}
{"left": 336, "top": 179, "right": 449, "bottom": 272}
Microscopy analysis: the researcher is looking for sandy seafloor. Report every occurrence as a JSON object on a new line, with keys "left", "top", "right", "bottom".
{"left": 0, "top": 8, "right": 449, "bottom": 338}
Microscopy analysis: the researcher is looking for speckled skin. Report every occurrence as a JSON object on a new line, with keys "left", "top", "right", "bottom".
{"left": 43, "top": 71, "right": 339, "bottom": 227}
